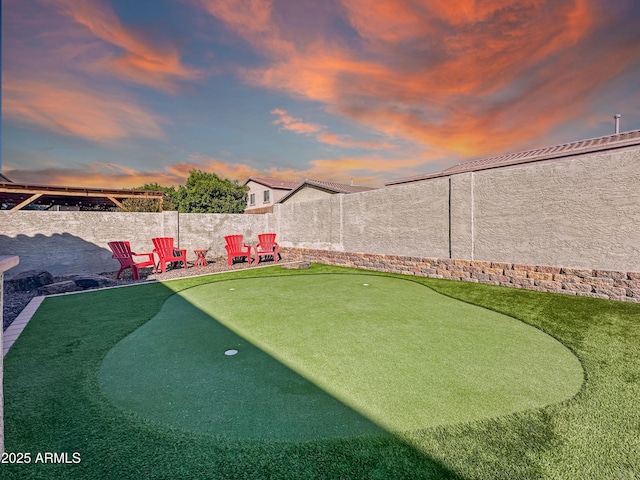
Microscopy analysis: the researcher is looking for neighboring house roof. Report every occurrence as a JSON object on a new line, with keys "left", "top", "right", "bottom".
{"left": 278, "top": 179, "right": 377, "bottom": 204}
{"left": 0, "top": 172, "right": 13, "bottom": 182}
{"left": 243, "top": 177, "right": 299, "bottom": 190}
{"left": 0, "top": 182, "right": 164, "bottom": 210}
{"left": 386, "top": 129, "right": 640, "bottom": 186}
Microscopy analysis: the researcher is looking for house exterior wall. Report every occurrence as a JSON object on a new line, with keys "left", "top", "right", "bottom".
{"left": 280, "top": 186, "right": 333, "bottom": 204}
{"left": 244, "top": 180, "right": 291, "bottom": 213}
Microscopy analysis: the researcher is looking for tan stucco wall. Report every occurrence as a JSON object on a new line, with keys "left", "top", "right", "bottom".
{"left": 244, "top": 180, "right": 291, "bottom": 212}
{"left": 340, "top": 181, "right": 450, "bottom": 257}
{"left": 274, "top": 145, "right": 639, "bottom": 271}
{"left": 0, "top": 211, "right": 164, "bottom": 277}
{"left": 1, "top": 146, "right": 638, "bottom": 276}
{"left": 281, "top": 186, "right": 334, "bottom": 204}
{"left": 275, "top": 195, "right": 342, "bottom": 250}
{"left": 177, "top": 213, "right": 275, "bottom": 257}
{"left": 274, "top": 184, "right": 450, "bottom": 252}
{"left": 0, "top": 211, "right": 274, "bottom": 278}
{"left": 469, "top": 147, "right": 639, "bottom": 271}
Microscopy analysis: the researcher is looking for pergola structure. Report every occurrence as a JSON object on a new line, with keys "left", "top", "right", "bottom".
{"left": 0, "top": 182, "right": 164, "bottom": 211}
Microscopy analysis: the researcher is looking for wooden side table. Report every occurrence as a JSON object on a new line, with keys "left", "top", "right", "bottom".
{"left": 194, "top": 249, "right": 208, "bottom": 267}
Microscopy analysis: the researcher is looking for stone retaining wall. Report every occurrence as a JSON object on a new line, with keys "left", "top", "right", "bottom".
{"left": 281, "top": 247, "right": 640, "bottom": 303}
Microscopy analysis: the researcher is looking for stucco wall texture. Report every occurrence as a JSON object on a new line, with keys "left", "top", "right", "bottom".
{"left": 282, "top": 185, "right": 335, "bottom": 204}
{"left": 0, "top": 211, "right": 273, "bottom": 278}
{"left": 0, "top": 145, "right": 638, "bottom": 277}
{"left": 274, "top": 145, "right": 640, "bottom": 272}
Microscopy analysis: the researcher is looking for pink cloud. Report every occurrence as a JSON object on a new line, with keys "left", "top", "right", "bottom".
{"left": 201, "top": 0, "right": 638, "bottom": 159}
{"left": 5, "top": 150, "right": 420, "bottom": 189}
{"left": 270, "top": 108, "right": 392, "bottom": 150}
{"left": 197, "top": 0, "right": 295, "bottom": 57}
{"left": 2, "top": 77, "right": 166, "bottom": 143}
{"left": 4, "top": 162, "right": 182, "bottom": 189}
{"left": 270, "top": 109, "right": 323, "bottom": 135}
{"left": 315, "top": 132, "right": 392, "bottom": 150}
{"left": 46, "top": 0, "right": 201, "bottom": 91}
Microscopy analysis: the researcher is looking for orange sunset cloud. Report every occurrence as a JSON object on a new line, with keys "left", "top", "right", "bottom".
{"left": 2, "top": 77, "right": 166, "bottom": 143}
{"left": 48, "top": 0, "right": 201, "bottom": 92}
{"left": 3, "top": 0, "right": 637, "bottom": 190}
{"left": 4, "top": 151, "right": 405, "bottom": 189}
{"left": 204, "top": 0, "right": 637, "bottom": 157}
{"left": 271, "top": 109, "right": 393, "bottom": 150}
{"left": 3, "top": 162, "right": 182, "bottom": 189}
{"left": 271, "top": 109, "right": 323, "bottom": 135}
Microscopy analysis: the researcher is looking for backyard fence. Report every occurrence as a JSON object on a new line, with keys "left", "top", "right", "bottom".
{"left": 1, "top": 143, "right": 638, "bottom": 302}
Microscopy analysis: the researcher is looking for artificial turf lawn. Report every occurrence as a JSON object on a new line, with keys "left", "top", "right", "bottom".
{"left": 100, "top": 274, "right": 582, "bottom": 440}
{"left": 3, "top": 264, "right": 639, "bottom": 479}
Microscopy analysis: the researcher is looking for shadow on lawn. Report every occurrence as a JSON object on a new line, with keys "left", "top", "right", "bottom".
{"left": 3, "top": 271, "right": 466, "bottom": 480}
{"left": 0, "top": 232, "right": 116, "bottom": 278}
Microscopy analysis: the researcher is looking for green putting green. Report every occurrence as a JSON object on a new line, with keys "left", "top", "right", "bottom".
{"left": 99, "top": 274, "right": 583, "bottom": 441}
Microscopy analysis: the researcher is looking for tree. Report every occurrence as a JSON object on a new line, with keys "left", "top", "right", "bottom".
{"left": 118, "top": 183, "right": 177, "bottom": 212}
{"left": 174, "top": 170, "right": 248, "bottom": 213}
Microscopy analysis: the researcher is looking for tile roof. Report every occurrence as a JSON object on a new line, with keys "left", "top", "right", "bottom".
{"left": 277, "top": 179, "right": 377, "bottom": 203}
{"left": 303, "top": 179, "right": 377, "bottom": 194}
{"left": 244, "top": 177, "right": 299, "bottom": 189}
{"left": 386, "top": 129, "right": 640, "bottom": 186}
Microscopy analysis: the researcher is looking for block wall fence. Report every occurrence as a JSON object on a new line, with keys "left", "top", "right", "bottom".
{"left": 271, "top": 144, "right": 640, "bottom": 273}
{"left": 0, "top": 144, "right": 638, "bottom": 302}
{"left": 0, "top": 211, "right": 275, "bottom": 277}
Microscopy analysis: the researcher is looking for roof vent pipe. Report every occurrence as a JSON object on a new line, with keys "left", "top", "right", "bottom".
{"left": 614, "top": 114, "right": 621, "bottom": 134}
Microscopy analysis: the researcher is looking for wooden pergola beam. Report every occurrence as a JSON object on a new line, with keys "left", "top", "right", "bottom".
{"left": 11, "top": 193, "right": 43, "bottom": 211}
{"left": 0, "top": 183, "right": 164, "bottom": 210}
{"left": 0, "top": 186, "right": 163, "bottom": 200}
{"left": 107, "top": 196, "right": 123, "bottom": 208}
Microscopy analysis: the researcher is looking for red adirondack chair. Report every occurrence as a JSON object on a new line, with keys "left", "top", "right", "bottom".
{"left": 225, "top": 235, "right": 252, "bottom": 266}
{"left": 254, "top": 233, "right": 279, "bottom": 265}
{"left": 152, "top": 237, "right": 187, "bottom": 273}
{"left": 108, "top": 241, "right": 157, "bottom": 281}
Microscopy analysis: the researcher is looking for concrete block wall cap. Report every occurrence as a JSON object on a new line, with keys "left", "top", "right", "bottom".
{"left": 0, "top": 256, "right": 20, "bottom": 273}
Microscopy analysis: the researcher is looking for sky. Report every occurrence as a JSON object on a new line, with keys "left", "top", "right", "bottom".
{"left": 2, "top": 0, "right": 640, "bottom": 189}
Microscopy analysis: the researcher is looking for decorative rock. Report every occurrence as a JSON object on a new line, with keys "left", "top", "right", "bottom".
{"left": 281, "top": 262, "right": 311, "bottom": 270}
{"left": 38, "top": 280, "right": 81, "bottom": 295}
{"left": 9, "top": 270, "right": 54, "bottom": 292}
{"left": 74, "top": 278, "right": 100, "bottom": 289}
{"left": 70, "top": 274, "right": 115, "bottom": 289}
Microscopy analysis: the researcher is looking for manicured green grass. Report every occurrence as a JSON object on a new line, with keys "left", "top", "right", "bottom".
{"left": 100, "top": 274, "right": 581, "bottom": 440}
{"left": 3, "top": 264, "right": 639, "bottom": 479}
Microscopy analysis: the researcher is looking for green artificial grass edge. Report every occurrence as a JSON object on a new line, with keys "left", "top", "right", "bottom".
{"left": 3, "top": 263, "right": 639, "bottom": 479}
